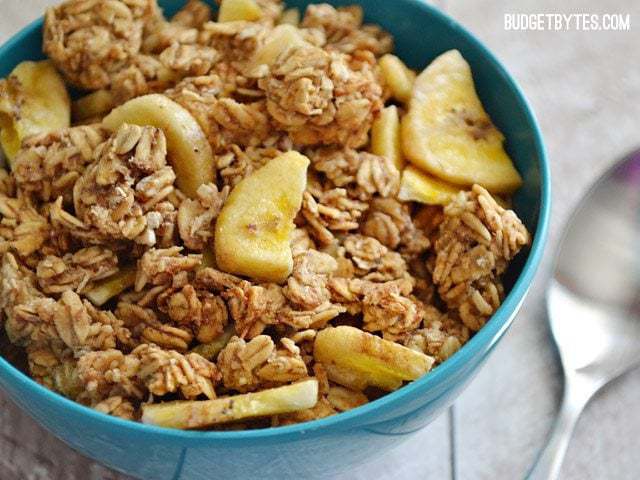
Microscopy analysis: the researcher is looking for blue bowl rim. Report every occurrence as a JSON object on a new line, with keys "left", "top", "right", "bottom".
{"left": 0, "top": 0, "right": 550, "bottom": 444}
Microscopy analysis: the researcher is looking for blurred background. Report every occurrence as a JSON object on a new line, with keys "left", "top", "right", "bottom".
{"left": 0, "top": 0, "right": 638, "bottom": 478}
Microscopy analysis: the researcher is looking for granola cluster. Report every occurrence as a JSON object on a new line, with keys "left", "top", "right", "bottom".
{"left": 43, "top": 0, "right": 160, "bottom": 90}
{"left": 0, "top": 0, "right": 531, "bottom": 429}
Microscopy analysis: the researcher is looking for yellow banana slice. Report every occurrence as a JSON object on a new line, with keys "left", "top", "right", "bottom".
{"left": 141, "top": 379, "right": 318, "bottom": 429}
{"left": 215, "top": 151, "right": 309, "bottom": 283}
{"left": 402, "top": 49, "right": 522, "bottom": 194}
{"left": 247, "top": 24, "right": 306, "bottom": 74}
{"left": 370, "top": 105, "right": 404, "bottom": 171}
{"left": 378, "top": 54, "right": 416, "bottom": 104}
{"left": 314, "top": 326, "right": 434, "bottom": 391}
{"left": 398, "top": 166, "right": 461, "bottom": 206}
{"left": 218, "top": 0, "right": 263, "bottom": 22}
{"left": 102, "top": 94, "right": 215, "bottom": 198}
{"left": 0, "top": 60, "right": 70, "bottom": 163}
{"left": 85, "top": 266, "right": 136, "bottom": 306}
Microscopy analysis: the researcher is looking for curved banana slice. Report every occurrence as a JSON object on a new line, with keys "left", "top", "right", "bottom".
{"left": 85, "top": 266, "right": 136, "bottom": 306}
{"left": 378, "top": 54, "right": 416, "bottom": 104}
{"left": 370, "top": 105, "right": 404, "bottom": 171}
{"left": 402, "top": 49, "right": 522, "bottom": 194}
{"left": 398, "top": 166, "right": 460, "bottom": 206}
{"left": 0, "top": 60, "right": 70, "bottom": 163}
{"left": 215, "top": 151, "right": 309, "bottom": 283}
{"left": 141, "top": 379, "right": 318, "bottom": 429}
{"left": 102, "top": 94, "right": 214, "bottom": 198}
{"left": 314, "top": 326, "right": 433, "bottom": 391}
{"left": 218, "top": 0, "right": 263, "bottom": 22}
{"left": 247, "top": 24, "right": 306, "bottom": 74}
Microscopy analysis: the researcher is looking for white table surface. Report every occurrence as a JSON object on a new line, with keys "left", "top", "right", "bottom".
{"left": 1, "top": 0, "right": 639, "bottom": 478}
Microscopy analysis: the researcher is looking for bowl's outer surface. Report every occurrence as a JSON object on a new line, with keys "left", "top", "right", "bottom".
{"left": 0, "top": 1, "right": 550, "bottom": 478}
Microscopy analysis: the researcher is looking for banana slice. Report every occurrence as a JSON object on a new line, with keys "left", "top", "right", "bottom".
{"left": 218, "top": 0, "right": 263, "bottom": 22}
{"left": 141, "top": 379, "right": 318, "bottom": 429}
{"left": 85, "top": 266, "right": 136, "bottom": 306}
{"left": 314, "top": 326, "right": 434, "bottom": 391}
{"left": 402, "top": 49, "right": 522, "bottom": 194}
{"left": 103, "top": 94, "right": 215, "bottom": 198}
{"left": 398, "top": 166, "right": 460, "bottom": 206}
{"left": 379, "top": 54, "right": 416, "bottom": 104}
{"left": 0, "top": 60, "right": 70, "bottom": 163}
{"left": 370, "top": 105, "right": 404, "bottom": 171}
{"left": 215, "top": 151, "right": 309, "bottom": 283}
{"left": 247, "top": 24, "right": 306, "bottom": 74}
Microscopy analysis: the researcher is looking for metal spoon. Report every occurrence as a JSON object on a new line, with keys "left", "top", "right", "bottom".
{"left": 527, "top": 149, "right": 640, "bottom": 480}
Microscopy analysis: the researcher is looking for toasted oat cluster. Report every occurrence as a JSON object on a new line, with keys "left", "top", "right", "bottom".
{"left": 0, "top": 0, "right": 530, "bottom": 430}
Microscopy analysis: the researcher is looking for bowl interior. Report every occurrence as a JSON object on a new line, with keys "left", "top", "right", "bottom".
{"left": 0, "top": 0, "right": 549, "bottom": 438}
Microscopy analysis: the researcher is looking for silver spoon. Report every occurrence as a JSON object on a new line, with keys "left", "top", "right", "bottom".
{"left": 527, "top": 149, "right": 640, "bottom": 480}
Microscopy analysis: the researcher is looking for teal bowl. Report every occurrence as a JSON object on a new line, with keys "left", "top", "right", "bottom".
{"left": 0, "top": 1, "right": 550, "bottom": 478}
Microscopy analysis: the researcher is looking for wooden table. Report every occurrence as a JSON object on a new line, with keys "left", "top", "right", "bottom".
{"left": 1, "top": 0, "right": 639, "bottom": 478}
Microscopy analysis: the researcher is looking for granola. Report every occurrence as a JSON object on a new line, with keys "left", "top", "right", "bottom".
{"left": 311, "top": 147, "right": 400, "bottom": 200}
{"left": 0, "top": 0, "right": 531, "bottom": 429}
{"left": 301, "top": 4, "right": 393, "bottom": 57}
{"left": 258, "top": 44, "right": 383, "bottom": 147}
{"left": 217, "top": 335, "right": 307, "bottom": 392}
{"left": 26, "top": 344, "right": 81, "bottom": 398}
{"left": 70, "top": 123, "right": 177, "bottom": 247}
{"left": 301, "top": 188, "right": 368, "bottom": 245}
{"left": 94, "top": 395, "right": 136, "bottom": 420}
{"left": 36, "top": 246, "right": 119, "bottom": 294}
{"left": 75, "top": 343, "right": 219, "bottom": 405}
{"left": 143, "top": 0, "right": 212, "bottom": 53}
{"left": 6, "top": 288, "right": 129, "bottom": 352}
{"left": 432, "top": 185, "right": 529, "bottom": 331}
{"left": 0, "top": 193, "right": 52, "bottom": 259}
{"left": 199, "top": 20, "right": 269, "bottom": 63}
{"left": 177, "top": 183, "right": 229, "bottom": 250}
{"left": 166, "top": 77, "right": 272, "bottom": 149}
{"left": 110, "top": 54, "right": 176, "bottom": 105}
{"left": 361, "top": 197, "right": 431, "bottom": 259}
{"left": 12, "top": 125, "right": 108, "bottom": 204}
{"left": 43, "top": 0, "right": 159, "bottom": 89}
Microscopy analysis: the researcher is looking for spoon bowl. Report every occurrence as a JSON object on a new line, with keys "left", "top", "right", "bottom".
{"left": 528, "top": 149, "right": 640, "bottom": 479}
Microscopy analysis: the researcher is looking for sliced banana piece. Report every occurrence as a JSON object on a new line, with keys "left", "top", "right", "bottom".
{"left": 246, "top": 24, "right": 306, "bottom": 75}
{"left": 402, "top": 49, "right": 522, "bottom": 194}
{"left": 102, "top": 94, "right": 215, "bottom": 198}
{"left": 0, "top": 60, "right": 70, "bottom": 163}
{"left": 370, "top": 105, "right": 404, "bottom": 171}
{"left": 85, "top": 266, "right": 136, "bottom": 306}
{"left": 141, "top": 379, "right": 318, "bottom": 429}
{"left": 379, "top": 54, "right": 416, "bottom": 104}
{"left": 314, "top": 326, "right": 434, "bottom": 391}
{"left": 215, "top": 151, "right": 309, "bottom": 283}
{"left": 218, "top": 0, "right": 263, "bottom": 22}
{"left": 398, "top": 166, "right": 460, "bottom": 206}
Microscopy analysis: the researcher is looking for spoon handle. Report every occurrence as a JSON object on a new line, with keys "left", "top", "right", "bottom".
{"left": 526, "top": 375, "right": 596, "bottom": 480}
